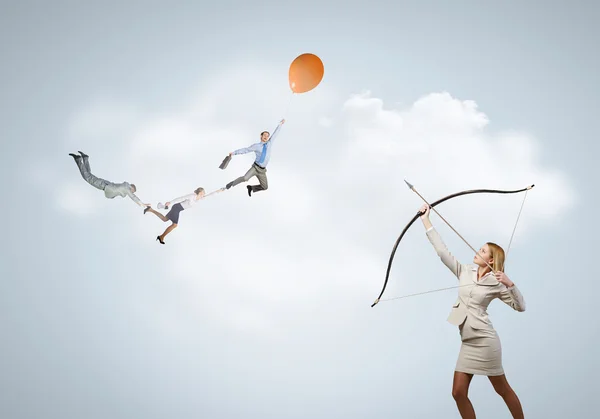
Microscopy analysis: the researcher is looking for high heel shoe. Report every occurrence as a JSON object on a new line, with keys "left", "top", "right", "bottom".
{"left": 156, "top": 236, "right": 165, "bottom": 244}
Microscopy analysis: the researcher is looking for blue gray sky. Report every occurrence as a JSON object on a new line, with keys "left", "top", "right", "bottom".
{"left": 1, "top": 1, "right": 598, "bottom": 418}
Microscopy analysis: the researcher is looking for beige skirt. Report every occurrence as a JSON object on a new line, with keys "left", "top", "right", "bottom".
{"left": 456, "top": 322, "right": 504, "bottom": 376}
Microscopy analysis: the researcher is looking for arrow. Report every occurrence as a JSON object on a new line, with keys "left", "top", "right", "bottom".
{"left": 404, "top": 179, "right": 497, "bottom": 274}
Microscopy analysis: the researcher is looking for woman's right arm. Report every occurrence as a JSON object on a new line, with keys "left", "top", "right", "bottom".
{"left": 420, "top": 204, "right": 464, "bottom": 279}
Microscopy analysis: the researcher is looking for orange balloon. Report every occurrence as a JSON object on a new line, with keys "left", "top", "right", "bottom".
{"left": 288, "top": 53, "right": 324, "bottom": 94}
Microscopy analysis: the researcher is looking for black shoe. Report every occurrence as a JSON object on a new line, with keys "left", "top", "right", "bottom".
{"left": 247, "top": 185, "right": 252, "bottom": 197}
{"left": 144, "top": 206, "right": 150, "bottom": 214}
{"left": 156, "top": 236, "right": 165, "bottom": 244}
{"left": 226, "top": 182, "right": 232, "bottom": 190}
{"left": 78, "top": 150, "right": 89, "bottom": 158}
{"left": 69, "top": 153, "right": 81, "bottom": 160}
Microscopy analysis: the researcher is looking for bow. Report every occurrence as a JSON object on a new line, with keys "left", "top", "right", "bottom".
{"left": 371, "top": 183, "right": 534, "bottom": 307}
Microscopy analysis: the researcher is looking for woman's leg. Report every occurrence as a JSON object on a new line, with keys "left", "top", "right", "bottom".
{"left": 488, "top": 374, "right": 524, "bottom": 419}
{"left": 159, "top": 223, "right": 177, "bottom": 241}
{"left": 144, "top": 207, "right": 169, "bottom": 222}
{"left": 452, "top": 371, "right": 476, "bottom": 419}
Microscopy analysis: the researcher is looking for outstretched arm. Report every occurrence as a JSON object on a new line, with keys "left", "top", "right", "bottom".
{"left": 230, "top": 143, "right": 260, "bottom": 156}
{"left": 421, "top": 204, "right": 464, "bottom": 279}
{"left": 268, "top": 119, "right": 285, "bottom": 143}
{"left": 201, "top": 188, "right": 226, "bottom": 199}
{"left": 125, "top": 190, "right": 149, "bottom": 207}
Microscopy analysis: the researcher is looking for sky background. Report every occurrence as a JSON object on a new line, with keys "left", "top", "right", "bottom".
{"left": 1, "top": 1, "right": 598, "bottom": 418}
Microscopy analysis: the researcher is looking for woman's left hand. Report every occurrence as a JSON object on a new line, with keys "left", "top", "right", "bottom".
{"left": 495, "top": 271, "right": 514, "bottom": 288}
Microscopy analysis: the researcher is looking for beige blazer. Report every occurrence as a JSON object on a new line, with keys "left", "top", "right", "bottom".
{"left": 426, "top": 227, "right": 526, "bottom": 331}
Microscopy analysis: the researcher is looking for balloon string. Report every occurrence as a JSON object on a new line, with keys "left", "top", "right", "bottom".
{"left": 283, "top": 92, "right": 295, "bottom": 118}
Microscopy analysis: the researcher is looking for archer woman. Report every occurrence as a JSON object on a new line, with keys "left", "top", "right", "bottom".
{"left": 419, "top": 203, "right": 526, "bottom": 419}
{"left": 144, "top": 187, "right": 224, "bottom": 244}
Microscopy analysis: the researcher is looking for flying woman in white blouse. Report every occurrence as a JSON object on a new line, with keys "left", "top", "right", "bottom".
{"left": 144, "top": 186, "right": 224, "bottom": 244}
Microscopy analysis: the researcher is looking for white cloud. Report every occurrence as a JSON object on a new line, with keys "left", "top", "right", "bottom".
{"left": 330, "top": 90, "right": 576, "bottom": 239}
{"left": 49, "top": 60, "right": 575, "bottom": 338}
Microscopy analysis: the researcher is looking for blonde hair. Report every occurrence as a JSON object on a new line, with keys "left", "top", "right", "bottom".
{"left": 486, "top": 242, "right": 506, "bottom": 272}
{"left": 194, "top": 187, "right": 204, "bottom": 195}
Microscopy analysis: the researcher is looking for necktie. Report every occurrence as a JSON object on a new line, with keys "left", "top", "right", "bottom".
{"left": 258, "top": 142, "right": 267, "bottom": 165}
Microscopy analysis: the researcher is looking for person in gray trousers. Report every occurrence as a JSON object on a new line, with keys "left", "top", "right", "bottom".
{"left": 224, "top": 119, "right": 285, "bottom": 196}
{"left": 69, "top": 151, "right": 150, "bottom": 209}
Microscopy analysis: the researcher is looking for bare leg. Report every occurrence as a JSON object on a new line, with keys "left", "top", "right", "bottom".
{"left": 488, "top": 375, "right": 524, "bottom": 418}
{"left": 159, "top": 223, "right": 177, "bottom": 241}
{"left": 144, "top": 207, "right": 169, "bottom": 222}
{"left": 452, "top": 371, "right": 476, "bottom": 419}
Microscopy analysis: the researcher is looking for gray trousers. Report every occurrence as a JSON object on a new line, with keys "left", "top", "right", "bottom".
{"left": 228, "top": 163, "right": 268, "bottom": 192}
{"left": 74, "top": 157, "right": 109, "bottom": 191}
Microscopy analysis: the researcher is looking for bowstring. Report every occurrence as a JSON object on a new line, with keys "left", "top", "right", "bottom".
{"left": 504, "top": 188, "right": 529, "bottom": 262}
{"left": 379, "top": 283, "right": 476, "bottom": 302}
{"left": 379, "top": 190, "right": 530, "bottom": 303}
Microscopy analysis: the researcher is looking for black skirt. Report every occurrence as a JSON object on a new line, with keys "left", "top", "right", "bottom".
{"left": 166, "top": 203, "right": 184, "bottom": 224}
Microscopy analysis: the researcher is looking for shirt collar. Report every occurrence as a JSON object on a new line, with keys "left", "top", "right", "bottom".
{"left": 470, "top": 264, "right": 497, "bottom": 286}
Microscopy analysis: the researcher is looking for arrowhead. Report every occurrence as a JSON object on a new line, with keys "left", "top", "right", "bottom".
{"left": 404, "top": 179, "right": 414, "bottom": 190}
